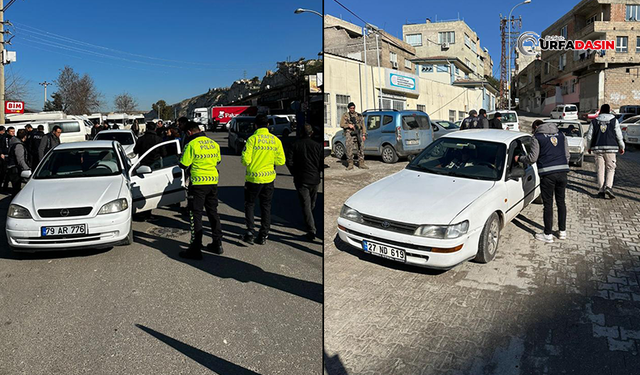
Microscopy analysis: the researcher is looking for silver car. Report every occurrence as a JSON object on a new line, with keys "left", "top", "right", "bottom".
{"left": 431, "top": 120, "right": 460, "bottom": 140}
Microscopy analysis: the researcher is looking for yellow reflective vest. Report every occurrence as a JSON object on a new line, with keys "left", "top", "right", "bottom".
{"left": 180, "top": 134, "right": 222, "bottom": 185}
{"left": 241, "top": 128, "right": 285, "bottom": 184}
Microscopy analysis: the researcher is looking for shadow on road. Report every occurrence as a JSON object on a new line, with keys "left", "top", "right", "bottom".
{"left": 134, "top": 230, "right": 322, "bottom": 304}
{"left": 324, "top": 349, "right": 349, "bottom": 375}
{"left": 135, "top": 324, "right": 260, "bottom": 375}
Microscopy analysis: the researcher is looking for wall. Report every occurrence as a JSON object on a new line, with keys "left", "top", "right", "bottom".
{"left": 604, "top": 66, "right": 640, "bottom": 110}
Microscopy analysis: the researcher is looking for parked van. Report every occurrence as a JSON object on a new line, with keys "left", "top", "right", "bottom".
{"left": 550, "top": 104, "right": 579, "bottom": 120}
{"left": 487, "top": 110, "right": 520, "bottom": 131}
{"left": 331, "top": 110, "right": 434, "bottom": 163}
{"left": 620, "top": 105, "right": 640, "bottom": 116}
{"left": 9, "top": 119, "right": 88, "bottom": 144}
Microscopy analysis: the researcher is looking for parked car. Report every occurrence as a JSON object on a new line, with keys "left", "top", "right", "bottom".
{"left": 487, "top": 110, "right": 520, "bottom": 131}
{"left": 550, "top": 105, "right": 579, "bottom": 120}
{"left": 337, "top": 129, "right": 540, "bottom": 269}
{"left": 227, "top": 116, "right": 257, "bottom": 155}
{"left": 615, "top": 113, "right": 635, "bottom": 124}
{"left": 5, "top": 140, "right": 185, "bottom": 252}
{"left": 267, "top": 115, "right": 293, "bottom": 137}
{"left": 454, "top": 120, "right": 462, "bottom": 127}
{"left": 620, "top": 105, "right": 640, "bottom": 116}
{"left": 431, "top": 120, "right": 460, "bottom": 140}
{"left": 324, "top": 133, "right": 331, "bottom": 158}
{"left": 621, "top": 115, "right": 640, "bottom": 148}
{"left": 545, "top": 119, "right": 585, "bottom": 167}
{"left": 93, "top": 129, "right": 138, "bottom": 160}
{"left": 331, "top": 110, "right": 434, "bottom": 163}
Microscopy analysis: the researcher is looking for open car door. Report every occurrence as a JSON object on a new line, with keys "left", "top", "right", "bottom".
{"left": 129, "top": 139, "right": 186, "bottom": 213}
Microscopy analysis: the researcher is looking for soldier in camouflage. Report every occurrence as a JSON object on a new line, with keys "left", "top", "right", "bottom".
{"left": 340, "top": 102, "right": 368, "bottom": 170}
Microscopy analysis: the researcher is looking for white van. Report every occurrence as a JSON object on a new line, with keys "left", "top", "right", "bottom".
{"left": 9, "top": 119, "right": 88, "bottom": 144}
{"left": 487, "top": 110, "right": 520, "bottom": 131}
{"left": 550, "top": 104, "right": 579, "bottom": 120}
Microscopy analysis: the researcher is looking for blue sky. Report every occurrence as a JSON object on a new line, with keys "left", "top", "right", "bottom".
{"left": 325, "top": 0, "right": 577, "bottom": 76}
{"left": 10, "top": 0, "right": 322, "bottom": 112}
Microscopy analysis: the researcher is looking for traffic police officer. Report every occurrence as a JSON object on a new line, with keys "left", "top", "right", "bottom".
{"left": 515, "top": 121, "right": 570, "bottom": 243}
{"left": 178, "top": 121, "right": 223, "bottom": 260}
{"left": 241, "top": 114, "right": 286, "bottom": 245}
{"left": 340, "top": 102, "right": 367, "bottom": 170}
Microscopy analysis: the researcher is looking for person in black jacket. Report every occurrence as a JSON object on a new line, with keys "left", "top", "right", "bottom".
{"left": 133, "top": 127, "right": 166, "bottom": 169}
{"left": 29, "top": 125, "right": 45, "bottom": 168}
{"left": 286, "top": 124, "right": 322, "bottom": 241}
{"left": 0, "top": 126, "right": 15, "bottom": 191}
{"left": 7, "top": 129, "right": 30, "bottom": 195}
{"left": 477, "top": 109, "right": 490, "bottom": 129}
{"left": 489, "top": 112, "right": 504, "bottom": 129}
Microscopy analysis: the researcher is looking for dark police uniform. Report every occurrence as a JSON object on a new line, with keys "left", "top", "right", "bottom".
{"left": 519, "top": 123, "right": 570, "bottom": 236}
{"left": 179, "top": 133, "right": 223, "bottom": 258}
{"left": 460, "top": 116, "right": 478, "bottom": 130}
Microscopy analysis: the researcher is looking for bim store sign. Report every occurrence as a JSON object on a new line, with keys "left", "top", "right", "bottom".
{"left": 5, "top": 101, "right": 24, "bottom": 114}
{"left": 384, "top": 69, "right": 419, "bottom": 96}
{"left": 517, "top": 31, "right": 616, "bottom": 55}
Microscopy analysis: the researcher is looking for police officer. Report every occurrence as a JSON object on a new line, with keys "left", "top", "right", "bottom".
{"left": 460, "top": 110, "right": 478, "bottom": 130}
{"left": 515, "top": 121, "right": 570, "bottom": 243}
{"left": 340, "top": 102, "right": 367, "bottom": 170}
{"left": 585, "top": 104, "right": 625, "bottom": 199}
{"left": 29, "top": 125, "right": 45, "bottom": 168}
{"left": 178, "top": 121, "right": 223, "bottom": 260}
{"left": 241, "top": 114, "right": 286, "bottom": 245}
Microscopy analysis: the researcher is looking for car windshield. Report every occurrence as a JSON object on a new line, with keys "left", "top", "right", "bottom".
{"left": 407, "top": 138, "right": 506, "bottom": 181}
{"left": 402, "top": 115, "right": 430, "bottom": 130}
{"left": 556, "top": 123, "right": 583, "bottom": 137}
{"left": 95, "top": 132, "right": 135, "bottom": 145}
{"left": 500, "top": 113, "right": 518, "bottom": 123}
{"left": 236, "top": 119, "right": 256, "bottom": 133}
{"left": 437, "top": 121, "right": 459, "bottom": 129}
{"left": 565, "top": 106, "right": 577, "bottom": 112}
{"left": 622, "top": 116, "right": 640, "bottom": 124}
{"left": 35, "top": 148, "right": 122, "bottom": 179}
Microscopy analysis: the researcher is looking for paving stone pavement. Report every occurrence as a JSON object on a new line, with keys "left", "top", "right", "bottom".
{"left": 324, "top": 143, "right": 640, "bottom": 375}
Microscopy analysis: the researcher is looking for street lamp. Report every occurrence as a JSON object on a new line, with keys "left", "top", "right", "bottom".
{"left": 507, "top": 0, "right": 531, "bottom": 110}
{"left": 294, "top": 8, "right": 322, "bottom": 17}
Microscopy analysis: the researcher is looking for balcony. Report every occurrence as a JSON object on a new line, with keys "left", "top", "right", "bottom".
{"left": 574, "top": 21, "right": 607, "bottom": 40}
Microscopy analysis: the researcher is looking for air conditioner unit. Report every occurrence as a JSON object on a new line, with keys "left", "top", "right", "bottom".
{"left": 391, "top": 61, "right": 398, "bottom": 69}
{"left": 441, "top": 42, "right": 450, "bottom": 50}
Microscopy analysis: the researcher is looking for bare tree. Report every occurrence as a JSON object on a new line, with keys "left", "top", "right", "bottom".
{"left": 54, "top": 66, "right": 102, "bottom": 114}
{"left": 114, "top": 92, "right": 138, "bottom": 113}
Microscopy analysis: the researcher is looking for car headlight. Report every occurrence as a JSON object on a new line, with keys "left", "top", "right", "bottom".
{"left": 414, "top": 221, "right": 469, "bottom": 239}
{"left": 8, "top": 204, "right": 32, "bottom": 219}
{"left": 98, "top": 198, "right": 129, "bottom": 214}
{"left": 569, "top": 146, "right": 583, "bottom": 153}
{"left": 340, "top": 205, "right": 363, "bottom": 223}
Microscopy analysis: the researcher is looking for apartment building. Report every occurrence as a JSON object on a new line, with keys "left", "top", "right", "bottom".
{"left": 402, "top": 19, "right": 494, "bottom": 79}
{"left": 514, "top": 0, "right": 640, "bottom": 114}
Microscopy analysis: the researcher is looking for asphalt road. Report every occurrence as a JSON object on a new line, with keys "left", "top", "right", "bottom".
{"left": 0, "top": 131, "right": 323, "bottom": 375}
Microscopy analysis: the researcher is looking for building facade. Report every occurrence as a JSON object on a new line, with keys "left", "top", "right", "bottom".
{"left": 402, "top": 19, "right": 494, "bottom": 79}
{"left": 514, "top": 0, "right": 640, "bottom": 114}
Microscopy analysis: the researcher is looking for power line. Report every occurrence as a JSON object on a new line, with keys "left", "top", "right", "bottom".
{"left": 332, "top": 0, "right": 368, "bottom": 25}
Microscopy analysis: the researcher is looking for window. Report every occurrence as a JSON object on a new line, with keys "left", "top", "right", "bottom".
{"left": 436, "top": 64, "right": 448, "bottom": 73}
{"left": 560, "top": 25, "right": 568, "bottom": 39}
{"left": 417, "top": 104, "right": 426, "bottom": 112}
{"left": 336, "top": 94, "right": 350, "bottom": 127}
{"left": 471, "top": 40, "right": 477, "bottom": 54}
{"left": 390, "top": 51, "right": 398, "bottom": 64}
{"left": 627, "top": 5, "right": 640, "bottom": 21}
{"left": 471, "top": 63, "right": 477, "bottom": 73}
{"left": 324, "top": 93, "right": 330, "bottom": 126}
{"left": 545, "top": 62, "right": 550, "bottom": 74}
{"left": 449, "top": 110, "right": 456, "bottom": 122}
{"left": 438, "top": 31, "right": 455, "bottom": 44}
{"left": 421, "top": 64, "right": 434, "bottom": 73}
{"left": 55, "top": 121, "right": 80, "bottom": 133}
{"left": 383, "top": 115, "right": 394, "bottom": 125}
{"left": 571, "top": 79, "right": 576, "bottom": 93}
{"left": 406, "top": 33, "right": 422, "bottom": 46}
{"left": 464, "top": 33, "right": 471, "bottom": 48}
{"left": 458, "top": 111, "right": 465, "bottom": 120}
{"left": 381, "top": 96, "right": 405, "bottom": 111}
{"left": 465, "top": 58, "right": 471, "bottom": 68}
{"left": 528, "top": 73, "right": 533, "bottom": 84}
{"left": 392, "top": 100, "right": 404, "bottom": 111}
{"left": 146, "top": 142, "right": 179, "bottom": 172}
{"left": 367, "top": 115, "right": 381, "bottom": 131}
{"left": 455, "top": 66, "right": 460, "bottom": 75}
{"left": 586, "top": 14, "right": 597, "bottom": 25}
{"left": 404, "top": 59, "right": 412, "bottom": 69}
{"left": 637, "top": 37, "right": 640, "bottom": 52}
{"left": 558, "top": 53, "right": 566, "bottom": 70}
{"left": 616, "top": 36, "right": 628, "bottom": 52}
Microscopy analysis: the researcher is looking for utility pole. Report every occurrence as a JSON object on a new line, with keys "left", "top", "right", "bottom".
{"left": 39, "top": 81, "right": 53, "bottom": 108}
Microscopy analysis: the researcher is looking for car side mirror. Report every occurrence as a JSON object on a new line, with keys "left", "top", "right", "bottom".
{"left": 432, "top": 125, "right": 439, "bottom": 131}
{"left": 136, "top": 165, "right": 152, "bottom": 175}
{"left": 509, "top": 166, "right": 526, "bottom": 180}
{"left": 20, "top": 170, "right": 32, "bottom": 178}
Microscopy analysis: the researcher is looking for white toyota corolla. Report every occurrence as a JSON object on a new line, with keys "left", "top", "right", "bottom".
{"left": 6, "top": 139, "right": 186, "bottom": 252}
{"left": 338, "top": 130, "right": 541, "bottom": 269}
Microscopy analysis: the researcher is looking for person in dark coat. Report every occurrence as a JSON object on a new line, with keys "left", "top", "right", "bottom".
{"left": 489, "top": 112, "right": 504, "bottom": 129}
{"left": 38, "top": 126, "right": 62, "bottom": 162}
{"left": 29, "top": 125, "right": 45, "bottom": 168}
{"left": 1, "top": 126, "right": 15, "bottom": 191}
{"left": 477, "top": 109, "right": 490, "bottom": 129}
{"left": 286, "top": 124, "right": 322, "bottom": 241}
{"left": 7, "top": 129, "right": 30, "bottom": 195}
{"left": 460, "top": 110, "right": 479, "bottom": 130}
{"left": 133, "top": 127, "right": 166, "bottom": 169}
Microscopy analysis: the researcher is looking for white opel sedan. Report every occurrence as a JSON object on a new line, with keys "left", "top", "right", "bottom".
{"left": 6, "top": 140, "right": 185, "bottom": 252}
{"left": 338, "top": 130, "right": 541, "bottom": 270}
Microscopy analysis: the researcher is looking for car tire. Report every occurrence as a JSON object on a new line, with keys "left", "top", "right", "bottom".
{"left": 576, "top": 154, "right": 583, "bottom": 167}
{"left": 334, "top": 142, "right": 346, "bottom": 159}
{"left": 474, "top": 212, "right": 500, "bottom": 264}
{"left": 381, "top": 145, "right": 399, "bottom": 164}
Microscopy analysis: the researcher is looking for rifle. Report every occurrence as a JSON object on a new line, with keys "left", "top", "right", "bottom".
{"left": 350, "top": 116, "right": 363, "bottom": 146}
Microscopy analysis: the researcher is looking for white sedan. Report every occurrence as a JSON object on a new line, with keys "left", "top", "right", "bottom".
{"left": 338, "top": 130, "right": 541, "bottom": 270}
{"left": 6, "top": 140, "right": 186, "bottom": 252}
{"left": 93, "top": 129, "right": 138, "bottom": 160}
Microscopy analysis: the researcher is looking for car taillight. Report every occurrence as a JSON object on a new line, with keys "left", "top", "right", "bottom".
{"left": 396, "top": 127, "right": 402, "bottom": 141}
{"left": 323, "top": 141, "right": 329, "bottom": 147}
{"left": 622, "top": 127, "right": 627, "bottom": 132}
{"left": 562, "top": 113, "right": 565, "bottom": 117}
